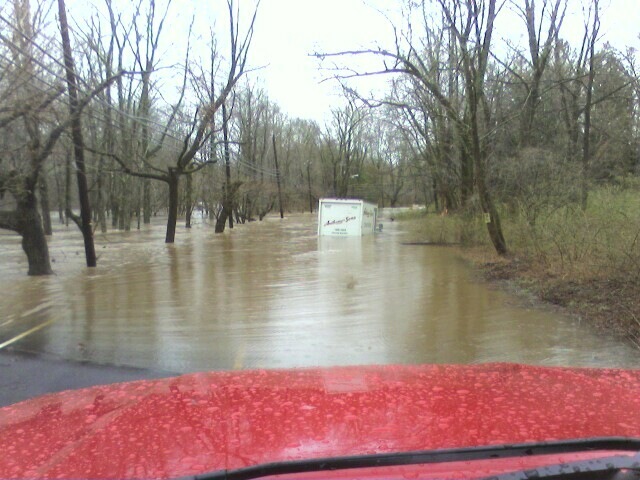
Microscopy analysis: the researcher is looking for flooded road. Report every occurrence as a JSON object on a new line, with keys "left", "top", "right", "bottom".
{"left": 1, "top": 213, "right": 639, "bottom": 373}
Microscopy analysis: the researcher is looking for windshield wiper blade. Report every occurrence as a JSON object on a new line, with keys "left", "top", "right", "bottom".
{"left": 185, "top": 437, "right": 640, "bottom": 480}
{"left": 478, "top": 452, "right": 640, "bottom": 480}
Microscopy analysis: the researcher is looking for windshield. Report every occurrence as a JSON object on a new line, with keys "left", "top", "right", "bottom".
{"left": 0, "top": 0, "right": 639, "bottom": 479}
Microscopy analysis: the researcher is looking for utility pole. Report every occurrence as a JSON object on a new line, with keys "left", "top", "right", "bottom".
{"left": 223, "top": 102, "right": 233, "bottom": 228}
{"left": 272, "top": 133, "right": 284, "bottom": 219}
{"left": 307, "top": 162, "right": 313, "bottom": 214}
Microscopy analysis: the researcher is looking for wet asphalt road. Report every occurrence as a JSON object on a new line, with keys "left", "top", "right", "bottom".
{"left": 0, "top": 350, "right": 176, "bottom": 407}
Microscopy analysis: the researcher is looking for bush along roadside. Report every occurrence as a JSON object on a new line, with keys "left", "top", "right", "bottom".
{"left": 402, "top": 185, "right": 640, "bottom": 349}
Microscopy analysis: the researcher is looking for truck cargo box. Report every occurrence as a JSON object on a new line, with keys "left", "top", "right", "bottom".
{"left": 317, "top": 198, "right": 378, "bottom": 236}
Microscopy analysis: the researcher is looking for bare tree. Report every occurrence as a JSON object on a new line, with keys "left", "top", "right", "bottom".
{"left": 0, "top": 0, "right": 118, "bottom": 274}
{"left": 231, "top": 84, "right": 280, "bottom": 222}
{"left": 58, "top": 0, "right": 96, "bottom": 267}
{"left": 502, "top": 0, "right": 566, "bottom": 147}
{"left": 101, "top": 0, "right": 259, "bottom": 243}
{"left": 317, "top": 0, "right": 508, "bottom": 254}
{"left": 214, "top": 101, "right": 240, "bottom": 232}
{"left": 553, "top": 0, "right": 601, "bottom": 209}
{"left": 580, "top": 0, "right": 600, "bottom": 209}
{"left": 322, "top": 97, "right": 369, "bottom": 198}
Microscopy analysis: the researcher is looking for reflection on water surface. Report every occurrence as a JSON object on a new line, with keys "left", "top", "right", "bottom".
{"left": 1, "top": 213, "right": 638, "bottom": 372}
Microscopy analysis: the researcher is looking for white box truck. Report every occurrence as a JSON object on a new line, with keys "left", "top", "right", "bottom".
{"left": 317, "top": 198, "right": 378, "bottom": 236}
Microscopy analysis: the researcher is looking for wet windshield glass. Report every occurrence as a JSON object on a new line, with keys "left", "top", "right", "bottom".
{"left": 0, "top": 0, "right": 639, "bottom": 479}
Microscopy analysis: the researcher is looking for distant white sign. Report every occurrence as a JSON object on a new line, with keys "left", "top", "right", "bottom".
{"left": 317, "top": 199, "right": 378, "bottom": 236}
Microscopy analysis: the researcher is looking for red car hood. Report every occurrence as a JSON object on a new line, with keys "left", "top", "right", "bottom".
{"left": 1, "top": 363, "right": 639, "bottom": 479}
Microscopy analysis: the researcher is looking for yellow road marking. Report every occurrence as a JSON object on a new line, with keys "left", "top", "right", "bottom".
{"left": 0, "top": 318, "right": 14, "bottom": 328}
{"left": 0, "top": 318, "right": 56, "bottom": 350}
{"left": 233, "top": 343, "right": 246, "bottom": 370}
{"left": 20, "top": 301, "right": 54, "bottom": 318}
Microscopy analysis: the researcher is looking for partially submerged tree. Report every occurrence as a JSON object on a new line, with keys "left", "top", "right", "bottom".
{"left": 58, "top": 0, "right": 96, "bottom": 267}
{"left": 317, "top": 0, "right": 508, "bottom": 255}
{"left": 0, "top": 0, "right": 118, "bottom": 274}
{"left": 101, "top": 0, "right": 259, "bottom": 243}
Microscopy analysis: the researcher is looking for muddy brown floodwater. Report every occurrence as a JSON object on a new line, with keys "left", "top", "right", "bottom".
{"left": 0, "top": 212, "right": 639, "bottom": 373}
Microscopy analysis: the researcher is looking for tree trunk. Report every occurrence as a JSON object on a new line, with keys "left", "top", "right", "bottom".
{"left": 111, "top": 204, "right": 118, "bottom": 228}
{"left": 272, "top": 133, "right": 284, "bottom": 219}
{"left": 432, "top": 179, "right": 440, "bottom": 212}
{"left": 136, "top": 192, "right": 141, "bottom": 230}
{"left": 118, "top": 180, "right": 129, "bottom": 230}
{"left": 581, "top": 5, "right": 599, "bottom": 210}
{"left": 17, "top": 191, "right": 53, "bottom": 275}
{"left": 185, "top": 174, "right": 193, "bottom": 228}
{"left": 58, "top": 0, "right": 96, "bottom": 267}
{"left": 65, "top": 148, "right": 71, "bottom": 227}
{"left": 216, "top": 182, "right": 240, "bottom": 233}
{"left": 477, "top": 174, "right": 507, "bottom": 255}
{"left": 223, "top": 102, "right": 233, "bottom": 229}
{"left": 520, "top": 77, "right": 541, "bottom": 147}
{"left": 459, "top": 143, "right": 473, "bottom": 207}
{"left": 39, "top": 176, "right": 52, "bottom": 235}
{"left": 165, "top": 170, "right": 179, "bottom": 243}
{"left": 468, "top": 89, "right": 507, "bottom": 255}
{"left": 215, "top": 196, "right": 229, "bottom": 233}
{"left": 96, "top": 159, "right": 107, "bottom": 233}
{"left": 380, "top": 170, "right": 385, "bottom": 208}
{"left": 53, "top": 158, "right": 64, "bottom": 224}
{"left": 216, "top": 102, "right": 233, "bottom": 233}
{"left": 307, "top": 162, "right": 313, "bottom": 213}
{"left": 143, "top": 179, "right": 152, "bottom": 224}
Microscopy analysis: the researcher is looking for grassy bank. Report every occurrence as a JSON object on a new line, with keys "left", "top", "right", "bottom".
{"left": 401, "top": 181, "right": 640, "bottom": 348}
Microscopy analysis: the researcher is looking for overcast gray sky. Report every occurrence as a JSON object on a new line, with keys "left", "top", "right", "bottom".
{"left": 69, "top": 0, "right": 640, "bottom": 124}
{"left": 247, "top": 0, "right": 640, "bottom": 123}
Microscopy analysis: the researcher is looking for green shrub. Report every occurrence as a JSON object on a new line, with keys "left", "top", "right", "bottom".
{"left": 505, "top": 182, "right": 640, "bottom": 279}
{"left": 403, "top": 206, "right": 488, "bottom": 246}
{"left": 400, "top": 179, "right": 640, "bottom": 282}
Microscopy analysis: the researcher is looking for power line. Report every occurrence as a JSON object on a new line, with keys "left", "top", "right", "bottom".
{"left": 0, "top": 15, "right": 206, "bottom": 145}
{"left": 0, "top": 23, "right": 303, "bottom": 183}
{"left": 0, "top": 10, "right": 308, "bottom": 172}
{"left": 0, "top": 52, "right": 275, "bottom": 170}
{"left": 0, "top": 49, "right": 222, "bottom": 163}
{"left": 0, "top": 49, "right": 193, "bottom": 151}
